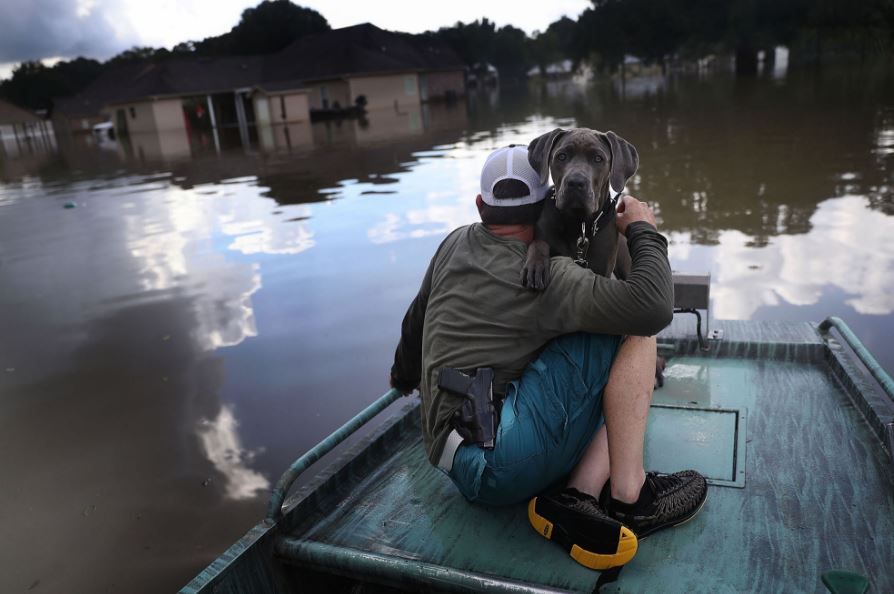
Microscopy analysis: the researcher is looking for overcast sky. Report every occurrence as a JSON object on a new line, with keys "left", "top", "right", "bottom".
{"left": 0, "top": 0, "right": 591, "bottom": 80}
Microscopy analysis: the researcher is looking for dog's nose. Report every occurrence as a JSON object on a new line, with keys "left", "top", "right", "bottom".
{"left": 565, "top": 175, "right": 587, "bottom": 192}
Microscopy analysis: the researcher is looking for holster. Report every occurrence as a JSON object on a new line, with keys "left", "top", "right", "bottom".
{"left": 438, "top": 367, "right": 496, "bottom": 449}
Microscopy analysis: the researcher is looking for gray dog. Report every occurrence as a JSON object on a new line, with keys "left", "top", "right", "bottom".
{"left": 521, "top": 127, "right": 639, "bottom": 289}
{"left": 521, "top": 128, "right": 667, "bottom": 386}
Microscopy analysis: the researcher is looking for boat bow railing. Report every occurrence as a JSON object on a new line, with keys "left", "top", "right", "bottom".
{"left": 266, "top": 388, "right": 404, "bottom": 523}
{"left": 819, "top": 316, "right": 894, "bottom": 402}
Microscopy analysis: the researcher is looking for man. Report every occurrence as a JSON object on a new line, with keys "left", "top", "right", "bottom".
{"left": 391, "top": 145, "right": 707, "bottom": 570}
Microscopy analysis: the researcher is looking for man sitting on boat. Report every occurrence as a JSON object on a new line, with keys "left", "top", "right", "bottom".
{"left": 390, "top": 145, "right": 708, "bottom": 570}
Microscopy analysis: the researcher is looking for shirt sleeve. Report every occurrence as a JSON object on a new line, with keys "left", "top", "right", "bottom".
{"left": 542, "top": 221, "right": 675, "bottom": 337}
{"left": 390, "top": 257, "right": 434, "bottom": 392}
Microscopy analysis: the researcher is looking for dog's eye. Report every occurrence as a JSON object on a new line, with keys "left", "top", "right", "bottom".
{"left": 594, "top": 155, "right": 604, "bottom": 163}
{"left": 556, "top": 153, "right": 567, "bottom": 162}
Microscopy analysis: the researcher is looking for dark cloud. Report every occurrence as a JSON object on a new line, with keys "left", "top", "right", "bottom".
{"left": 0, "top": 0, "right": 128, "bottom": 64}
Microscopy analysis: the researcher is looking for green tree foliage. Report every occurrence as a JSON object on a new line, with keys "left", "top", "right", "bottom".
{"left": 195, "top": 0, "right": 329, "bottom": 55}
{"left": 425, "top": 19, "right": 533, "bottom": 80}
{"left": 0, "top": 58, "right": 103, "bottom": 111}
{"left": 530, "top": 17, "right": 577, "bottom": 73}
{"left": 573, "top": 0, "right": 894, "bottom": 73}
{"left": 107, "top": 46, "right": 172, "bottom": 65}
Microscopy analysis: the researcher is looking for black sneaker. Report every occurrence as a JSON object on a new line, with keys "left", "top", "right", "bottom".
{"left": 602, "top": 470, "right": 708, "bottom": 539}
{"left": 528, "top": 487, "right": 638, "bottom": 570}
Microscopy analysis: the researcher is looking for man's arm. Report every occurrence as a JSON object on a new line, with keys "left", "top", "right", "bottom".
{"left": 544, "top": 196, "right": 674, "bottom": 337}
{"left": 390, "top": 259, "right": 434, "bottom": 394}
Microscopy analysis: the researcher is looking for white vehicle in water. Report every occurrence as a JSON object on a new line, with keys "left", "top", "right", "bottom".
{"left": 92, "top": 121, "right": 115, "bottom": 140}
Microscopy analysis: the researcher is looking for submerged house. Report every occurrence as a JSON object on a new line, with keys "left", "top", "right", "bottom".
{"left": 50, "top": 23, "right": 466, "bottom": 157}
{"left": 0, "top": 99, "right": 56, "bottom": 158}
{"left": 266, "top": 23, "right": 465, "bottom": 115}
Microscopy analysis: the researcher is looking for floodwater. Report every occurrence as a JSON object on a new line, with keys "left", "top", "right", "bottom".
{"left": 1, "top": 65, "right": 893, "bottom": 593}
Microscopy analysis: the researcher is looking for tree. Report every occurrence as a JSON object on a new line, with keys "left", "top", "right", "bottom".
{"left": 530, "top": 17, "right": 577, "bottom": 73}
{"left": 195, "top": 0, "right": 329, "bottom": 55}
{"left": 0, "top": 58, "right": 103, "bottom": 111}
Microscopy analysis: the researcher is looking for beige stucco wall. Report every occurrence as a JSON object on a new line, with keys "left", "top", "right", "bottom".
{"left": 114, "top": 101, "right": 156, "bottom": 135}
{"left": 112, "top": 98, "right": 184, "bottom": 136}
{"left": 268, "top": 92, "right": 310, "bottom": 123}
{"left": 152, "top": 99, "right": 186, "bottom": 131}
{"left": 127, "top": 128, "right": 191, "bottom": 161}
{"left": 421, "top": 70, "right": 465, "bottom": 101}
{"left": 348, "top": 73, "right": 420, "bottom": 110}
{"left": 306, "top": 81, "right": 350, "bottom": 111}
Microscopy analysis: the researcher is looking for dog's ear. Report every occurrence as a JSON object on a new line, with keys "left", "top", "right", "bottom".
{"left": 605, "top": 131, "right": 639, "bottom": 194}
{"left": 528, "top": 128, "right": 567, "bottom": 186}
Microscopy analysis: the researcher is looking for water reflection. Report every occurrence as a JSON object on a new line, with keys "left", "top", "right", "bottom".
{"left": 198, "top": 405, "right": 270, "bottom": 500}
{"left": 672, "top": 195, "right": 894, "bottom": 319}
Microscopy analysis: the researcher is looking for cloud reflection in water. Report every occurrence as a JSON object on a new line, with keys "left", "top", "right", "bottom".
{"left": 197, "top": 404, "right": 270, "bottom": 501}
{"left": 674, "top": 195, "right": 894, "bottom": 319}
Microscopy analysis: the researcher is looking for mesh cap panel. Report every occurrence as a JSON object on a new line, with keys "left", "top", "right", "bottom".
{"left": 480, "top": 145, "right": 550, "bottom": 206}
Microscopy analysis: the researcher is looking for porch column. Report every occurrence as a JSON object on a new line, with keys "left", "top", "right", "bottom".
{"left": 206, "top": 95, "right": 220, "bottom": 154}
{"left": 234, "top": 92, "right": 250, "bottom": 151}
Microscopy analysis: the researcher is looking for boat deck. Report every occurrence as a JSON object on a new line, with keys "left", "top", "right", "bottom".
{"left": 182, "top": 319, "right": 894, "bottom": 593}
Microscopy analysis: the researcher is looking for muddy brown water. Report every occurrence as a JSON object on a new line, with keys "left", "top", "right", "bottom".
{"left": 1, "top": 65, "right": 893, "bottom": 593}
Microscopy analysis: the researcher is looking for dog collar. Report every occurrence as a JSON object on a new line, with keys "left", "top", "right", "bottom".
{"left": 573, "top": 186, "right": 623, "bottom": 268}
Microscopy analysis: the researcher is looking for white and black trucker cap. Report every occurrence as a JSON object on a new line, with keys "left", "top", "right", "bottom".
{"left": 480, "top": 145, "right": 550, "bottom": 206}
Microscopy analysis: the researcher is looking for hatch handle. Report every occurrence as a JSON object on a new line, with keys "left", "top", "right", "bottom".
{"left": 266, "top": 388, "right": 403, "bottom": 523}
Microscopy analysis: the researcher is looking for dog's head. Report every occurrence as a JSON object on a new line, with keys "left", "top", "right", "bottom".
{"left": 528, "top": 128, "right": 639, "bottom": 220}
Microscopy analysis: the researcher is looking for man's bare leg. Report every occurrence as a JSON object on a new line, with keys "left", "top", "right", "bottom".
{"left": 568, "top": 336, "right": 656, "bottom": 501}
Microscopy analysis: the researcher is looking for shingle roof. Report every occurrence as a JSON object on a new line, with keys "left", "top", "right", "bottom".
{"left": 53, "top": 56, "right": 266, "bottom": 116}
{"left": 0, "top": 99, "right": 43, "bottom": 124}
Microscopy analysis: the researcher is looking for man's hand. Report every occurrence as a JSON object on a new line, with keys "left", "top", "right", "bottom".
{"left": 390, "top": 372, "right": 417, "bottom": 396}
{"left": 615, "top": 195, "right": 657, "bottom": 236}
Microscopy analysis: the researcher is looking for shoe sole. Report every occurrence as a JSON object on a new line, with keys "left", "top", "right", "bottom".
{"left": 637, "top": 489, "right": 708, "bottom": 540}
{"left": 527, "top": 498, "right": 638, "bottom": 570}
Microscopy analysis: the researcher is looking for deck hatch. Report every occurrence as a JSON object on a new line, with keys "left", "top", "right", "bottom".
{"left": 643, "top": 404, "right": 746, "bottom": 488}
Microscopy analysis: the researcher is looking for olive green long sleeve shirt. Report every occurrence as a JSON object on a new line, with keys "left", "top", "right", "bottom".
{"left": 392, "top": 221, "right": 673, "bottom": 465}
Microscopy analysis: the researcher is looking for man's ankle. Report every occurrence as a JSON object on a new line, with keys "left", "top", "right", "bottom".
{"left": 610, "top": 471, "right": 647, "bottom": 505}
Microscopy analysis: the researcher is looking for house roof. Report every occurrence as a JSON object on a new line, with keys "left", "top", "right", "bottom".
{"left": 265, "top": 23, "right": 462, "bottom": 83}
{"left": 54, "top": 56, "right": 267, "bottom": 115}
{"left": 0, "top": 99, "right": 43, "bottom": 124}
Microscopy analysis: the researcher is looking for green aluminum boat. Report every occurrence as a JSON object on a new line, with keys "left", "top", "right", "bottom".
{"left": 180, "top": 284, "right": 894, "bottom": 593}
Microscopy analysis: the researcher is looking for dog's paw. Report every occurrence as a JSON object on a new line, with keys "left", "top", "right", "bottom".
{"left": 521, "top": 257, "right": 550, "bottom": 290}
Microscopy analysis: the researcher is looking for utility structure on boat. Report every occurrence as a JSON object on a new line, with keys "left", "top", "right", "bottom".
{"left": 182, "top": 275, "right": 894, "bottom": 593}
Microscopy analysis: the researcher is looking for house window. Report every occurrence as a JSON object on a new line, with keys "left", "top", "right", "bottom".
{"left": 129, "top": 107, "right": 136, "bottom": 119}
{"left": 280, "top": 96, "right": 286, "bottom": 119}
{"left": 404, "top": 76, "right": 416, "bottom": 95}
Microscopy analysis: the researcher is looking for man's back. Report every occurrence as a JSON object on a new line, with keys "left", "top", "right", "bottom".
{"left": 417, "top": 221, "right": 673, "bottom": 464}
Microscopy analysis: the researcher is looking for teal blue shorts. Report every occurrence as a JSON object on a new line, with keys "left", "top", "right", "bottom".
{"left": 448, "top": 333, "right": 622, "bottom": 506}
